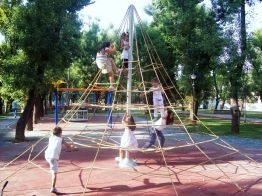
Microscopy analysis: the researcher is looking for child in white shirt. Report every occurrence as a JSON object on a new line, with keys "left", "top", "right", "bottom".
{"left": 120, "top": 32, "right": 130, "bottom": 76}
{"left": 96, "top": 41, "right": 119, "bottom": 90}
{"left": 45, "top": 127, "right": 72, "bottom": 193}
{"left": 149, "top": 78, "right": 165, "bottom": 119}
{"left": 143, "top": 110, "right": 174, "bottom": 148}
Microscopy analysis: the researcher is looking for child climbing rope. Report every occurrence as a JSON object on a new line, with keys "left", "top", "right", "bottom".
{"left": 96, "top": 41, "right": 119, "bottom": 90}
{"left": 143, "top": 110, "right": 174, "bottom": 148}
{"left": 45, "top": 127, "right": 74, "bottom": 193}
{"left": 115, "top": 113, "right": 138, "bottom": 163}
{"left": 120, "top": 32, "right": 130, "bottom": 76}
{"left": 149, "top": 77, "right": 165, "bottom": 119}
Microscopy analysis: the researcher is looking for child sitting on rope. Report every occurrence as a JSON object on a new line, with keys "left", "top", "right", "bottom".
{"left": 148, "top": 77, "right": 165, "bottom": 120}
{"left": 120, "top": 32, "right": 130, "bottom": 76}
{"left": 45, "top": 127, "right": 74, "bottom": 193}
{"left": 143, "top": 110, "right": 174, "bottom": 148}
{"left": 96, "top": 41, "right": 119, "bottom": 90}
{"left": 115, "top": 113, "right": 138, "bottom": 163}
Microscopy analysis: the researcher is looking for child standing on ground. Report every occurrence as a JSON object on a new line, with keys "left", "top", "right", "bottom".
{"left": 116, "top": 113, "right": 138, "bottom": 162}
{"left": 96, "top": 41, "right": 119, "bottom": 90}
{"left": 143, "top": 110, "right": 174, "bottom": 148}
{"left": 149, "top": 78, "right": 165, "bottom": 119}
{"left": 120, "top": 32, "right": 130, "bottom": 76}
{"left": 45, "top": 127, "right": 72, "bottom": 193}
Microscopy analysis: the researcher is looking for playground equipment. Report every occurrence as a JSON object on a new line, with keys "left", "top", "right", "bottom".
{"left": 49, "top": 4, "right": 260, "bottom": 190}
{"left": 1, "top": 5, "right": 261, "bottom": 196}
{"left": 54, "top": 87, "right": 113, "bottom": 126}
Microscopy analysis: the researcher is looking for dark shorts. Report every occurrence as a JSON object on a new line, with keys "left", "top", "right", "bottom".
{"left": 122, "top": 59, "right": 128, "bottom": 68}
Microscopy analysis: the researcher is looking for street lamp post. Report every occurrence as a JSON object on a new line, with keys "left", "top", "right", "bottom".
{"left": 191, "top": 72, "right": 197, "bottom": 121}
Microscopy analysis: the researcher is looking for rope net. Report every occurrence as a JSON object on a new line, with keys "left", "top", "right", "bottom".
{"left": 1, "top": 5, "right": 259, "bottom": 196}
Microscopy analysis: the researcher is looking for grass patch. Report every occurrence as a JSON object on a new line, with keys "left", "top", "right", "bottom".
{"left": 242, "top": 111, "right": 262, "bottom": 119}
{"left": 198, "top": 109, "right": 214, "bottom": 114}
{"left": 0, "top": 114, "right": 9, "bottom": 119}
{"left": 199, "top": 109, "right": 262, "bottom": 119}
{"left": 187, "top": 118, "right": 262, "bottom": 139}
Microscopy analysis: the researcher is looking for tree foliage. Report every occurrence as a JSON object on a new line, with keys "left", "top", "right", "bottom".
{"left": 0, "top": 0, "right": 91, "bottom": 141}
{"left": 152, "top": 0, "right": 224, "bottom": 116}
{"left": 250, "top": 29, "right": 262, "bottom": 102}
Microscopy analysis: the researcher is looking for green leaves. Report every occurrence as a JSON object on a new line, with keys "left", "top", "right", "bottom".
{"left": 0, "top": 0, "right": 91, "bottom": 103}
{"left": 152, "top": 0, "right": 223, "bottom": 104}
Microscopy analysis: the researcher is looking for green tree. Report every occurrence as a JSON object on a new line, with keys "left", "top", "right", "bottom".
{"left": 0, "top": 0, "right": 23, "bottom": 114}
{"left": 210, "top": 0, "right": 262, "bottom": 133}
{"left": 152, "top": 0, "right": 224, "bottom": 120}
{"left": 250, "top": 29, "right": 262, "bottom": 102}
{"left": 0, "top": 0, "right": 91, "bottom": 141}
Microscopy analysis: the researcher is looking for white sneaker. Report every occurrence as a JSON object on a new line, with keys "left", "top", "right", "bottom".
{"left": 50, "top": 187, "right": 59, "bottom": 193}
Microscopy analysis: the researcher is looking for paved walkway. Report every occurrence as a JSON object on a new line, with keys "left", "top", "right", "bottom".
{"left": 0, "top": 117, "right": 18, "bottom": 147}
{"left": 1, "top": 114, "right": 262, "bottom": 195}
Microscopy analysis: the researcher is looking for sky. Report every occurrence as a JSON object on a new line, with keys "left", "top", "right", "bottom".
{"left": 78, "top": 0, "right": 153, "bottom": 30}
{"left": 80, "top": 0, "right": 262, "bottom": 32}
{"left": 0, "top": 0, "right": 262, "bottom": 42}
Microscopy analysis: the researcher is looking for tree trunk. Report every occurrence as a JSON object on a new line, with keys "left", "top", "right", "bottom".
{"left": 212, "top": 70, "right": 219, "bottom": 110}
{"left": 214, "top": 97, "right": 219, "bottom": 110}
{"left": 181, "top": 102, "right": 185, "bottom": 111}
{"left": 229, "top": 0, "right": 246, "bottom": 135}
{"left": 0, "top": 97, "right": 3, "bottom": 114}
{"left": 240, "top": 0, "right": 246, "bottom": 57}
{"left": 5, "top": 99, "right": 12, "bottom": 114}
{"left": 34, "top": 93, "right": 41, "bottom": 124}
{"left": 48, "top": 92, "right": 53, "bottom": 108}
{"left": 26, "top": 109, "right": 33, "bottom": 131}
{"left": 40, "top": 97, "right": 44, "bottom": 117}
{"left": 193, "top": 100, "right": 199, "bottom": 121}
{"left": 259, "top": 91, "right": 262, "bottom": 103}
{"left": 4, "top": 100, "right": 7, "bottom": 113}
{"left": 190, "top": 100, "right": 198, "bottom": 121}
{"left": 190, "top": 101, "right": 193, "bottom": 120}
{"left": 230, "top": 106, "right": 240, "bottom": 134}
{"left": 44, "top": 95, "right": 48, "bottom": 114}
{"left": 15, "top": 89, "right": 35, "bottom": 141}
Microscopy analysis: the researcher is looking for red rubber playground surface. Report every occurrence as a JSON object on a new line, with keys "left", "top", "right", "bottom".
{"left": 1, "top": 116, "right": 262, "bottom": 196}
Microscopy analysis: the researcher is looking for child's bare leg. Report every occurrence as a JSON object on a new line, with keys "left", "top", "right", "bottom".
{"left": 51, "top": 172, "right": 57, "bottom": 188}
{"left": 109, "top": 58, "right": 117, "bottom": 73}
{"left": 119, "top": 149, "right": 125, "bottom": 159}
{"left": 108, "top": 71, "right": 114, "bottom": 86}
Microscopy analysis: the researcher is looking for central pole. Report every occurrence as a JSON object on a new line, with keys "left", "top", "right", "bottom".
{"left": 119, "top": 5, "right": 137, "bottom": 168}
{"left": 126, "top": 5, "right": 134, "bottom": 114}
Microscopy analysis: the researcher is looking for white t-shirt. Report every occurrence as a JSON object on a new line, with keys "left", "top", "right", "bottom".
{"left": 121, "top": 40, "right": 129, "bottom": 59}
{"left": 96, "top": 47, "right": 109, "bottom": 64}
{"left": 150, "top": 86, "right": 163, "bottom": 100}
{"left": 45, "top": 135, "right": 63, "bottom": 160}
{"left": 153, "top": 117, "right": 166, "bottom": 131}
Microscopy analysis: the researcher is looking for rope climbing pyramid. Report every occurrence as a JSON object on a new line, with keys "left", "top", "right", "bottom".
{"left": 1, "top": 5, "right": 261, "bottom": 196}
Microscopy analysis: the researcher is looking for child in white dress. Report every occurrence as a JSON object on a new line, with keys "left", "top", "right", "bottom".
{"left": 116, "top": 113, "right": 138, "bottom": 162}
